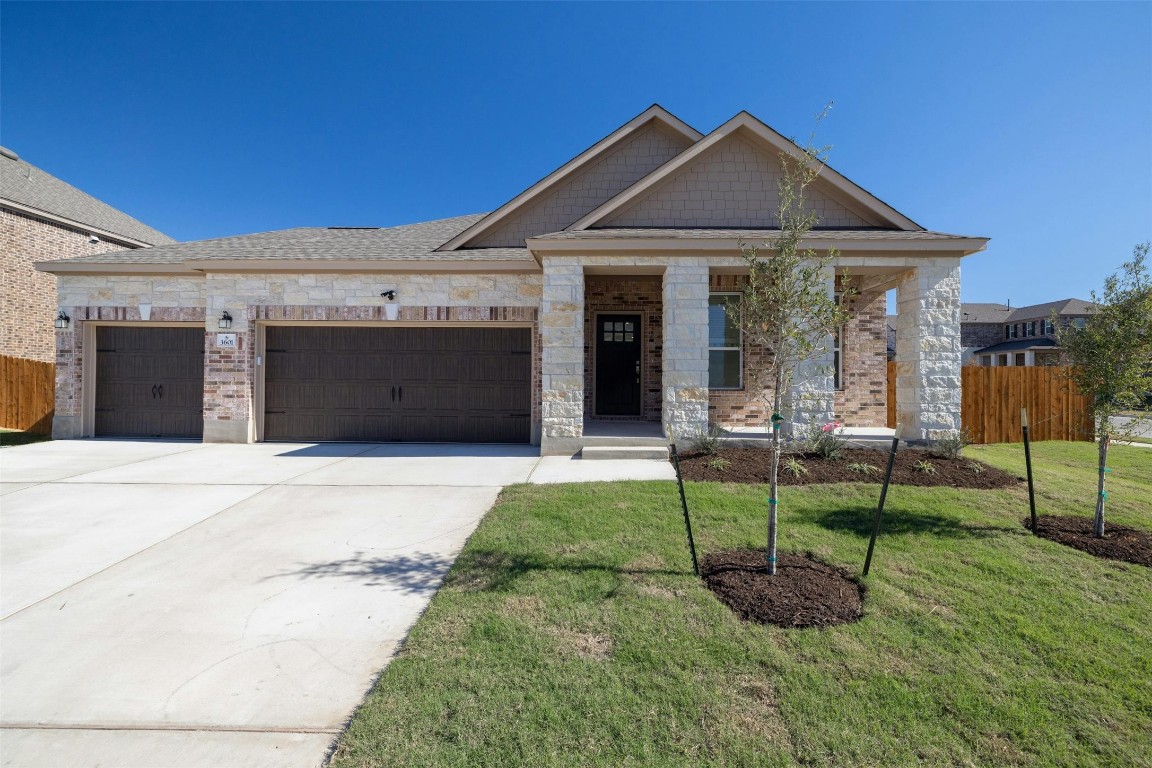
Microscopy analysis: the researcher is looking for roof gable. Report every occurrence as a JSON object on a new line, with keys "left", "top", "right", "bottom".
{"left": 569, "top": 112, "right": 922, "bottom": 232}
{"left": 440, "top": 106, "right": 701, "bottom": 250}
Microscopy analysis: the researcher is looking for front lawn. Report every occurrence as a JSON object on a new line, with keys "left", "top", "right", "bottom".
{"left": 330, "top": 441, "right": 1151, "bottom": 767}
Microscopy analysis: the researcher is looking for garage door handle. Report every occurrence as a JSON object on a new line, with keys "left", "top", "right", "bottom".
{"left": 158, "top": 384, "right": 164, "bottom": 399}
{"left": 398, "top": 386, "right": 402, "bottom": 402}
{"left": 391, "top": 386, "right": 395, "bottom": 402}
{"left": 152, "top": 384, "right": 158, "bottom": 399}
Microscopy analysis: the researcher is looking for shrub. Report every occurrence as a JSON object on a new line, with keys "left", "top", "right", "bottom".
{"left": 706, "top": 457, "right": 732, "bottom": 472}
{"left": 689, "top": 423, "right": 726, "bottom": 455}
{"left": 967, "top": 461, "right": 984, "bottom": 475}
{"left": 914, "top": 459, "right": 938, "bottom": 475}
{"left": 783, "top": 456, "right": 809, "bottom": 477}
{"left": 930, "top": 429, "right": 972, "bottom": 459}
{"left": 847, "top": 462, "right": 879, "bottom": 476}
{"left": 808, "top": 420, "right": 847, "bottom": 460}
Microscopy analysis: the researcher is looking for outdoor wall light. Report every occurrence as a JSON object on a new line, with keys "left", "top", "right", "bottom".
{"left": 380, "top": 290, "right": 396, "bottom": 300}
{"left": 218, "top": 311, "right": 233, "bottom": 329}
{"left": 54, "top": 310, "right": 71, "bottom": 330}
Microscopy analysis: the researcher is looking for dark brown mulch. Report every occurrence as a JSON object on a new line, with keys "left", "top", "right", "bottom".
{"left": 700, "top": 549, "right": 864, "bottom": 628}
{"left": 677, "top": 447, "right": 1020, "bottom": 489}
{"left": 1025, "top": 515, "right": 1152, "bottom": 567}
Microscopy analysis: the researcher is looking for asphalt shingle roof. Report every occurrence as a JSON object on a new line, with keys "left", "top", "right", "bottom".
{"left": 961, "top": 303, "right": 1011, "bottom": 324}
{"left": 1006, "top": 299, "right": 1094, "bottom": 321}
{"left": 974, "top": 338, "right": 1060, "bottom": 355}
{"left": 1, "top": 148, "right": 174, "bottom": 245}
{"left": 42, "top": 213, "right": 534, "bottom": 265}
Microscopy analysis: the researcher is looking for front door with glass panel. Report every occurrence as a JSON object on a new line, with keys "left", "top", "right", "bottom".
{"left": 595, "top": 314, "right": 641, "bottom": 416}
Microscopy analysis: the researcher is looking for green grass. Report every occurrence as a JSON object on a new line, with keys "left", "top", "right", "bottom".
{"left": 331, "top": 442, "right": 1152, "bottom": 768}
{"left": 0, "top": 428, "right": 51, "bottom": 448}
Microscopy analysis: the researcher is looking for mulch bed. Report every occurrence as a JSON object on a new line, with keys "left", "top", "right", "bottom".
{"left": 700, "top": 549, "right": 864, "bottom": 628}
{"left": 677, "top": 447, "right": 1020, "bottom": 489}
{"left": 1025, "top": 515, "right": 1152, "bottom": 567}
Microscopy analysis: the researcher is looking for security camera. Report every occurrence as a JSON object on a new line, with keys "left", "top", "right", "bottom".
{"left": 88, "top": 235, "right": 100, "bottom": 244}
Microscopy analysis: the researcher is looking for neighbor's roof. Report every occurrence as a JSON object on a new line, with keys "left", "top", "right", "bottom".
{"left": 36, "top": 214, "right": 536, "bottom": 272}
{"left": 961, "top": 302, "right": 1011, "bottom": 324}
{"left": 0, "top": 147, "right": 174, "bottom": 246}
{"left": 974, "top": 338, "right": 1060, "bottom": 355}
{"left": 1007, "top": 298, "right": 1094, "bottom": 321}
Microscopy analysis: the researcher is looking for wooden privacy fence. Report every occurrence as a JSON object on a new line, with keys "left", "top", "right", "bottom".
{"left": 1, "top": 355, "right": 55, "bottom": 434}
{"left": 885, "top": 362, "right": 1092, "bottom": 443}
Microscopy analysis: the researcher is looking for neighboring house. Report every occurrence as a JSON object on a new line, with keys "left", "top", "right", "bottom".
{"left": 1, "top": 146, "right": 174, "bottom": 363}
{"left": 36, "top": 106, "right": 987, "bottom": 452}
{"left": 971, "top": 298, "right": 1095, "bottom": 367}
{"left": 960, "top": 302, "right": 1011, "bottom": 363}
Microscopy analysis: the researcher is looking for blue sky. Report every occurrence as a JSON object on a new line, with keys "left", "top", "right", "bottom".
{"left": 3, "top": 2, "right": 1149, "bottom": 307}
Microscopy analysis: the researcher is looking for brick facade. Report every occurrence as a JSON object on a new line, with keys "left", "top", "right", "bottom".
{"left": 582, "top": 276, "right": 663, "bottom": 421}
{"left": 961, "top": 322, "right": 1004, "bottom": 350}
{"left": 1, "top": 208, "right": 129, "bottom": 362}
{"left": 705, "top": 274, "right": 887, "bottom": 430}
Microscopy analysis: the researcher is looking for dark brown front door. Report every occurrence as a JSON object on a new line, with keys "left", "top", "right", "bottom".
{"left": 263, "top": 326, "right": 531, "bottom": 443}
{"left": 94, "top": 326, "right": 205, "bottom": 438}
{"left": 595, "top": 314, "right": 641, "bottom": 416}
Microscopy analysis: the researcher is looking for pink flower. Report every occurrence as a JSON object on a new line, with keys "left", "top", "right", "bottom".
{"left": 821, "top": 421, "right": 842, "bottom": 432}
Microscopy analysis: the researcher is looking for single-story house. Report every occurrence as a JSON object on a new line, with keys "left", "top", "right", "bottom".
{"left": 37, "top": 106, "right": 988, "bottom": 454}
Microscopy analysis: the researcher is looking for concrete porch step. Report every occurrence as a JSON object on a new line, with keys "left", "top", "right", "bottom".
{"left": 580, "top": 435, "right": 669, "bottom": 448}
{"left": 580, "top": 445, "right": 670, "bottom": 461}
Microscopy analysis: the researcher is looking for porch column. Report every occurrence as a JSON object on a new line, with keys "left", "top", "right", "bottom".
{"left": 662, "top": 263, "right": 709, "bottom": 442}
{"left": 539, "top": 257, "right": 585, "bottom": 455}
{"left": 786, "top": 265, "right": 836, "bottom": 436}
{"left": 895, "top": 261, "right": 962, "bottom": 442}
{"left": 203, "top": 276, "right": 254, "bottom": 443}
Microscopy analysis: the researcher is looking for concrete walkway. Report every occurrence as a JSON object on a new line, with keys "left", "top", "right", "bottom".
{"left": 0, "top": 440, "right": 672, "bottom": 767}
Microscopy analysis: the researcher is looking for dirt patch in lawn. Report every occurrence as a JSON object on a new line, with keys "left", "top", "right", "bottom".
{"left": 678, "top": 447, "right": 1020, "bottom": 489}
{"left": 1025, "top": 515, "right": 1152, "bottom": 567}
{"left": 701, "top": 550, "right": 863, "bottom": 628}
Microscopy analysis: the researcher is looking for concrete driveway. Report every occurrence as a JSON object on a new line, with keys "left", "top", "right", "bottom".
{"left": 1, "top": 440, "right": 561, "bottom": 767}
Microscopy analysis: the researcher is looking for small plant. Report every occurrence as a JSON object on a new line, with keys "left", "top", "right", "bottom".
{"left": 783, "top": 456, "right": 809, "bottom": 477}
{"left": 847, "top": 462, "right": 879, "bottom": 476}
{"left": 914, "top": 459, "right": 938, "bottom": 475}
{"left": 690, "top": 423, "right": 726, "bottom": 455}
{"left": 706, "top": 456, "right": 732, "bottom": 472}
{"left": 930, "top": 429, "right": 972, "bottom": 460}
{"left": 809, "top": 420, "right": 847, "bottom": 460}
{"left": 967, "top": 461, "right": 984, "bottom": 475}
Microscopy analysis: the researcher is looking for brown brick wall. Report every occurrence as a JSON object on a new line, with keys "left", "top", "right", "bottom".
{"left": 1, "top": 208, "right": 130, "bottom": 362}
{"left": 583, "top": 276, "right": 663, "bottom": 420}
{"left": 706, "top": 274, "right": 887, "bottom": 429}
{"left": 961, "top": 322, "right": 1004, "bottom": 349}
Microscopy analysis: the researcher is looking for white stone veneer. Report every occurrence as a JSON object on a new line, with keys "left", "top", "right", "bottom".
{"left": 895, "top": 262, "right": 962, "bottom": 442}
{"left": 662, "top": 263, "right": 710, "bottom": 441}
{"left": 539, "top": 258, "right": 585, "bottom": 453}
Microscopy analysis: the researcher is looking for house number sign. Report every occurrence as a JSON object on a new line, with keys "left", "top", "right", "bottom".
{"left": 216, "top": 333, "right": 238, "bottom": 348}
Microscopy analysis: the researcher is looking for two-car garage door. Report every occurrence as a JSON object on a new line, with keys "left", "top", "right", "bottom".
{"left": 92, "top": 325, "right": 532, "bottom": 443}
{"left": 263, "top": 326, "right": 531, "bottom": 443}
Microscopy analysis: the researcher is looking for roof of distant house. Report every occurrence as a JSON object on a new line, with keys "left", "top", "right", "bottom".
{"left": 974, "top": 338, "right": 1060, "bottom": 355}
{"left": 0, "top": 146, "right": 174, "bottom": 246}
{"left": 960, "top": 302, "right": 1011, "bottom": 323}
{"left": 1006, "top": 298, "right": 1095, "bottom": 322}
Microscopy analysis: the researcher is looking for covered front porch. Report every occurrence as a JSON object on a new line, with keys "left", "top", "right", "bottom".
{"left": 534, "top": 252, "right": 964, "bottom": 456}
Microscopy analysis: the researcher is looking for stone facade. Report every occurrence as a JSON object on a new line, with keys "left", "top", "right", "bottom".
{"left": 1, "top": 208, "right": 130, "bottom": 362}
{"left": 583, "top": 276, "right": 663, "bottom": 421}
{"left": 661, "top": 263, "right": 710, "bottom": 442}
{"left": 894, "top": 262, "right": 962, "bottom": 442}
{"left": 539, "top": 258, "right": 585, "bottom": 453}
{"left": 471, "top": 124, "right": 691, "bottom": 248}
{"left": 53, "top": 272, "right": 543, "bottom": 442}
{"left": 605, "top": 136, "right": 874, "bottom": 229}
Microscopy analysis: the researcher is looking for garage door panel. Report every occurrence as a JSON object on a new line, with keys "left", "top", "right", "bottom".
{"left": 264, "top": 326, "right": 530, "bottom": 443}
{"left": 95, "top": 327, "right": 204, "bottom": 439}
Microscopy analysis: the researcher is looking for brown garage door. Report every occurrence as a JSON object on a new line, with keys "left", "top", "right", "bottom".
{"left": 94, "top": 327, "right": 205, "bottom": 438}
{"left": 263, "top": 326, "right": 531, "bottom": 443}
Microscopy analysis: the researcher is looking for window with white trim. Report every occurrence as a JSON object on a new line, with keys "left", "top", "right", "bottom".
{"left": 708, "top": 294, "right": 742, "bottom": 389}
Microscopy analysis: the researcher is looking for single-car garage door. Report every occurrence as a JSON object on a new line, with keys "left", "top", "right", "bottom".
{"left": 263, "top": 326, "right": 531, "bottom": 443}
{"left": 94, "top": 326, "right": 205, "bottom": 438}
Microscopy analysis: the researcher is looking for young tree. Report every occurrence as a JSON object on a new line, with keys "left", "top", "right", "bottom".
{"left": 1056, "top": 242, "right": 1152, "bottom": 537}
{"left": 724, "top": 107, "right": 852, "bottom": 574}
